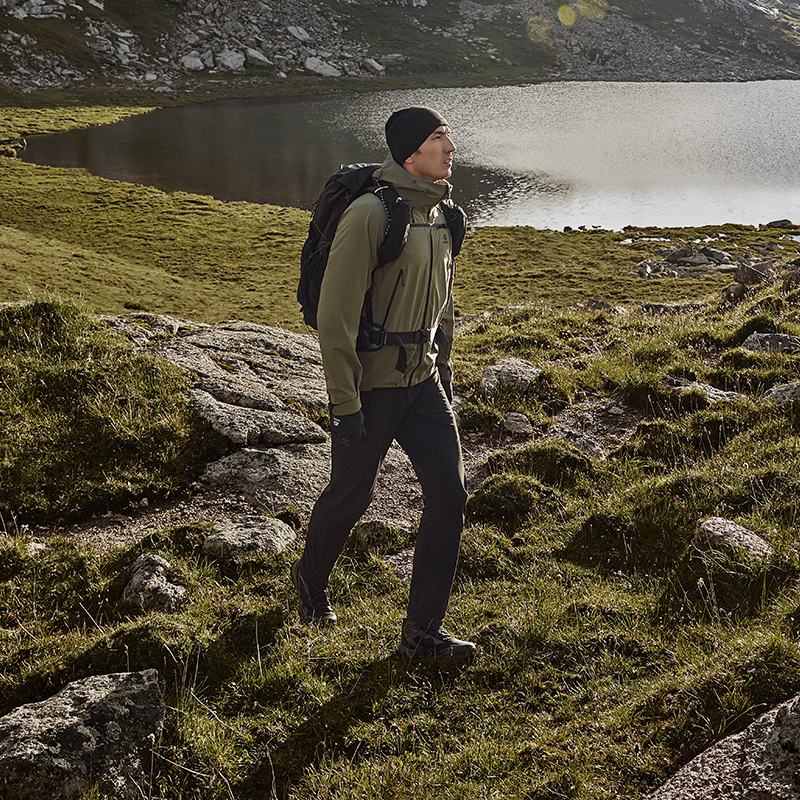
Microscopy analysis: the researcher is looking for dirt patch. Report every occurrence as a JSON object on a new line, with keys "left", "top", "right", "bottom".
{"left": 545, "top": 396, "right": 646, "bottom": 458}
{"left": 31, "top": 395, "right": 644, "bottom": 553}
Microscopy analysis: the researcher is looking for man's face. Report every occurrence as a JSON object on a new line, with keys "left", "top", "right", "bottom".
{"left": 403, "top": 125, "right": 456, "bottom": 183}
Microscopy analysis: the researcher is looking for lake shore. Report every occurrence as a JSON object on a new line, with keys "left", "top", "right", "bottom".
{"left": 2, "top": 137, "right": 797, "bottom": 332}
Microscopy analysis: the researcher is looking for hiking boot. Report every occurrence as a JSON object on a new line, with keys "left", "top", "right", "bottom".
{"left": 398, "top": 618, "right": 476, "bottom": 661}
{"left": 290, "top": 560, "right": 337, "bottom": 626}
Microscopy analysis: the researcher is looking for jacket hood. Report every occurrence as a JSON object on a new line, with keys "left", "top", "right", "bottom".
{"left": 373, "top": 153, "right": 451, "bottom": 209}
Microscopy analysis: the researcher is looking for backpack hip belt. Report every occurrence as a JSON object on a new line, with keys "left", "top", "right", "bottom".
{"left": 356, "top": 323, "right": 435, "bottom": 352}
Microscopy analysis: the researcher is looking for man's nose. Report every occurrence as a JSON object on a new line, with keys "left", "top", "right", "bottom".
{"left": 445, "top": 136, "right": 456, "bottom": 152}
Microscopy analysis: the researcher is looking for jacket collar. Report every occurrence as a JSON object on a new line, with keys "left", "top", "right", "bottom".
{"left": 373, "top": 153, "right": 450, "bottom": 209}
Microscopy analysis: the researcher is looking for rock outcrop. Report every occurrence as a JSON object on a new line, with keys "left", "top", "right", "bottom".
{"left": 480, "top": 356, "right": 544, "bottom": 393}
{"left": 122, "top": 553, "right": 187, "bottom": 612}
{"left": 0, "top": 670, "right": 164, "bottom": 800}
{"left": 102, "top": 312, "right": 423, "bottom": 526}
{"left": 651, "top": 691, "right": 800, "bottom": 799}
{"left": 631, "top": 238, "right": 799, "bottom": 283}
{"left": 668, "top": 377, "right": 745, "bottom": 403}
{"left": 142, "top": 317, "right": 329, "bottom": 413}
{"left": 202, "top": 514, "right": 296, "bottom": 561}
{"left": 743, "top": 332, "right": 800, "bottom": 354}
{"left": 200, "top": 441, "right": 331, "bottom": 514}
{"left": 765, "top": 381, "right": 800, "bottom": 403}
{"left": 693, "top": 516, "right": 775, "bottom": 563}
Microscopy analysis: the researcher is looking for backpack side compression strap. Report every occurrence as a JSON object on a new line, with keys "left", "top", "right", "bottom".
{"left": 440, "top": 200, "right": 467, "bottom": 257}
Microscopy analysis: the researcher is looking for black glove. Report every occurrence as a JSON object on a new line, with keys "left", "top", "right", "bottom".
{"left": 441, "top": 380, "right": 453, "bottom": 404}
{"left": 331, "top": 409, "right": 366, "bottom": 446}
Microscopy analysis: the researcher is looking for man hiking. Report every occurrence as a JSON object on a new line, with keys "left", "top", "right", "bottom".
{"left": 291, "top": 106, "right": 475, "bottom": 661}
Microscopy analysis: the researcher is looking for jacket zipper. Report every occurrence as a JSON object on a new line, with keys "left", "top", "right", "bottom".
{"left": 408, "top": 220, "right": 436, "bottom": 384}
{"left": 381, "top": 269, "right": 405, "bottom": 328}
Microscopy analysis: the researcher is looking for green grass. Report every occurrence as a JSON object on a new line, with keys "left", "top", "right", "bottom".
{"left": 3, "top": 99, "right": 800, "bottom": 799}
{"left": 2, "top": 520, "right": 800, "bottom": 799}
{"left": 0, "top": 298, "right": 229, "bottom": 524}
{"left": 0, "top": 155, "right": 311, "bottom": 330}
{"left": 3, "top": 277, "right": 800, "bottom": 798}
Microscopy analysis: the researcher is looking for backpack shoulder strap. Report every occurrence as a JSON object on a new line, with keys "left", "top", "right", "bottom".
{"left": 440, "top": 199, "right": 467, "bottom": 258}
{"left": 373, "top": 182, "right": 411, "bottom": 265}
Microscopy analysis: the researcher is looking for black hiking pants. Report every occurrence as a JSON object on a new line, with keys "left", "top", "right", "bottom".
{"left": 298, "top": 373, "right": 468, "bottom": 629}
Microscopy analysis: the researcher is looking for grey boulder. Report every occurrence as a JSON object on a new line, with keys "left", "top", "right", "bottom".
{"left": 0, "top": 670, "right": 164, "bottom": 800}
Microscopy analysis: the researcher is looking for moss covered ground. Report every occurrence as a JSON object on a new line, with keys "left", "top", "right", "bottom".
{"left": 4, "top": 286, "right": 800, "bottom": 799}
{"left": 3, "top": 100, "right": 800, "bottom": 799}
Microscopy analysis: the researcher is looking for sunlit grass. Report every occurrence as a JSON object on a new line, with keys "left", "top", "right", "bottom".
{"left": 2, "top": 101, "right": 800, "bottom": 797}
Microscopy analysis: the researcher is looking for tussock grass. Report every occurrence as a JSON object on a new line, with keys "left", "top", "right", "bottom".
{"left": 4, "top": 273, "right": 800, "bottom": 798}
{"left": 0, "top": 297, "right": 228, "bottom": 525}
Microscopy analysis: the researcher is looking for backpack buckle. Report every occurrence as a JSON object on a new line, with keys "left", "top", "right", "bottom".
{"left": 357, "top": 324, "right": 388, "bottom": 351}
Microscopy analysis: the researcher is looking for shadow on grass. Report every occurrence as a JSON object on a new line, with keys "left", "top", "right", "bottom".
{"left": 238, "top": 653, "right": 470, "bottom": 799}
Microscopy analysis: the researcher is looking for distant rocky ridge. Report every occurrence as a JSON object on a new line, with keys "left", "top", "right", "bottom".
{"left": 0, "top": 0, "right": 798, "bottom": 96}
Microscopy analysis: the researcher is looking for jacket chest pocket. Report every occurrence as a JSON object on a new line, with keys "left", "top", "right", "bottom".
{"left": 401, "top": 224, "right": 436, "bottom": 261}
{"left": 402, "top": 223, "right": 449, "bottom": 277}
{"left": 370, "top": 223, "right": 449, "bottom": 325}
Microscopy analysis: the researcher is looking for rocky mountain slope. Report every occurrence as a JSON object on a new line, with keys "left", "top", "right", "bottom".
{"left": 1, "top": 0, "right": 799, "bottom": 98}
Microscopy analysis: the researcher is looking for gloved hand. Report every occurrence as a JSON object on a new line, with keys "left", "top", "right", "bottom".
{"left": 331, "top": 409, "right": 366, "bottom": 447}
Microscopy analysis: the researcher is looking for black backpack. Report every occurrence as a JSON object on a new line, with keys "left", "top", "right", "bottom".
{"left": 296, "top": 163, "right": 466, "bottom": 331}
{"left": 297, "top": 164, "right": 408, "bottom": 329}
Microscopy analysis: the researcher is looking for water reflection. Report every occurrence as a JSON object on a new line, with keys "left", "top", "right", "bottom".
{"left": 20, "top": 82, "right": 800, "bottom": 229}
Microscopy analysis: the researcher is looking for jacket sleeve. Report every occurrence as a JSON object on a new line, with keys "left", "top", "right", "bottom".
{"left": 435, "top": 217, "right": 456, "bottom": 384}
{"left": 316, "top": 195, "right": 387, "bottom": 416}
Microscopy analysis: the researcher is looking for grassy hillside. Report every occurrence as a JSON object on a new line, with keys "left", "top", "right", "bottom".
{"left": 3, "top": 281, "right": 800, "bottom": 797}
{"left": 3, "top": 141, "right": 789, "bottom": 332}
{"left": 3, "top": 89, "right": 800, "bottom": 800}
{"left": 0, "top": 299, "right": 230, "bottom": 524}
{"left": 0, "top": 157, "right": 310, "bottom": 329}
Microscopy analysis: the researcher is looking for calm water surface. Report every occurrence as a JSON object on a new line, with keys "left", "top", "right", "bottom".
{"left": 20, "top": 82, "right": 800, "bottom": 229}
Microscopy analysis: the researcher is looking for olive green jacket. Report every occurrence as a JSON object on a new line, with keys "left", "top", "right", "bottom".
{"left": 316, "top": 154, "right": 458, "bottom": 416}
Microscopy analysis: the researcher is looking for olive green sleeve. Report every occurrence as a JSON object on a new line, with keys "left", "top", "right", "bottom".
{"left": 316, "top": 194, "right": 387, "bottom": 416}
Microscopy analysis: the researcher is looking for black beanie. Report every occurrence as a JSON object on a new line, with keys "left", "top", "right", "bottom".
{"left": 385, "top": 106, "right": 448, "bottom": 165}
